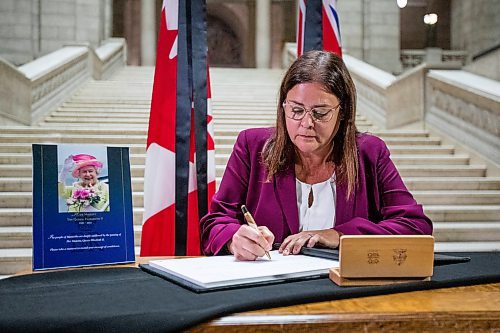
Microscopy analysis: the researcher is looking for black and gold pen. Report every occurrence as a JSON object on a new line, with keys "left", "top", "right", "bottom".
{"left": 241, "top": 205, "right": 272, "bottom": 260}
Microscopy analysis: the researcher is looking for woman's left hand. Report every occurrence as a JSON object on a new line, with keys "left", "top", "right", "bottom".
{"left": 278, "top": 229, "right": 341, "bottom": 255}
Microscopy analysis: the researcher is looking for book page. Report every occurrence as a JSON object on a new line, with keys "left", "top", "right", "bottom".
{"left": 149, "top": 250, "right": 339, "bottom": 288}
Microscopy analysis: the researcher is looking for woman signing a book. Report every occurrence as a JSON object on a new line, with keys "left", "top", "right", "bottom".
{"left": 200, "top": 50, "right": 432, "bottom": 261}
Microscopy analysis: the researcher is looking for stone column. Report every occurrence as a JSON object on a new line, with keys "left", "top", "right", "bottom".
{"left": 141, "top": 0, "right": 156, "bottom": 66}
{"left": 255, "top": 0, "right": 271, "bottom": 68}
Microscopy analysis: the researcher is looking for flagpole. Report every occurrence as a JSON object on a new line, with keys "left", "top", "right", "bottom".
{"left": 191, "top": 0, "right": 209, "bottom": 220}
{"left": 175, "top": 0, "right": 192, "bottom": 256}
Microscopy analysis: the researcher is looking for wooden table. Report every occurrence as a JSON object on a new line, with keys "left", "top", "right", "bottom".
{"left": 187, "top": 282, "right": 500, "bottom": 332}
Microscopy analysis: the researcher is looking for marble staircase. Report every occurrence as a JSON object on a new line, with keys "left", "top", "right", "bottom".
{"left": 0, "top": 66, "right": 499, "bottom": 277}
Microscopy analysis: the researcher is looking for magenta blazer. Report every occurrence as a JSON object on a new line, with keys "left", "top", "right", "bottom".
{"left": 200, "top": 128, "right": 433, "bottom": 255}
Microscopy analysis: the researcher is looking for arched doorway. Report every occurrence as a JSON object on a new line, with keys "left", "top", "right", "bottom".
{"left": 207, "top": 14, "right": 242, "bottom": 67}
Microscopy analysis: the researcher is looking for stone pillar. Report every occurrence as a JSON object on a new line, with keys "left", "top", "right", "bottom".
{"left": 255, "top": 0, "right": 271, "bottom": 68}
{"left": 141, "top": 0, "right": 156, "bottom": 66}
{"left": 425, "top": 47, "right": 443, "bottom": 65}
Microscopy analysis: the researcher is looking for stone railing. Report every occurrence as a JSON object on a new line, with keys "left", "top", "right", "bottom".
{"left": 401, "top": 49, "right": 467, "bottom": 71}
{"left": 282, "top": 42, "right": 298, "bottom": 68}
{"left": 426, "top": 70, "right": 500, "bottom": 164}
{"left": 0, "top": 38, "right": 126, "bottom": 126}
{"left": 91, "top": 38, "right": 127, "bottom": 80}
{"left": 344, "top": 55, "right": 427, "bottom": 129}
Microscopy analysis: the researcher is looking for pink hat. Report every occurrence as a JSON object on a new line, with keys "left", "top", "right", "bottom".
{"left": 71, "top": 154, "right": 103, "bottom": 177}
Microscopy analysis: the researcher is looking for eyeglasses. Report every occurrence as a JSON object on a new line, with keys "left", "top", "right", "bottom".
{"left": 282, "top": 100, "right": 340, "bottom": 122}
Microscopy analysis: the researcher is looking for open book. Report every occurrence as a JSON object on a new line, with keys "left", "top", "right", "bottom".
{"left": 141, "top": 250, "right": 339, "bottom": 292}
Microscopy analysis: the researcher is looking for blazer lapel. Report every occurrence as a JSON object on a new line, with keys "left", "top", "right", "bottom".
{"left": 335, "top": 180, "right": 354, "bottom": 227}
{"left": 274, "top": 167, "right": 300, "bottom": 234}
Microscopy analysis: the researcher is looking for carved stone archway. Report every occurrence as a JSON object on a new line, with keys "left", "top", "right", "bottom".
{"left": 207, "top": 3, "right": 254, "bottom": 67}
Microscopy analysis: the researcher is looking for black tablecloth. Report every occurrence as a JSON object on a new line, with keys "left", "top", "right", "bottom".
{"left": 1, "top": 252, "right": 499, "bottom": 333}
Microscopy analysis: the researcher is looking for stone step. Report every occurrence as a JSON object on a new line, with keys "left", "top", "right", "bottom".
{"left": 214, "top": 121, "right": 374, "bottom": 131}
{"left": 43, "top": 117, "right": 149, "bottom": 124}
{"left": 3, "top": 176, "right": 498, "bottom": 194}
{"left": 59, "top": 105, "right": 150, "bottom": 111}
{"left": 3, "top": 189, "right": 499, "bottom": 209}
{"left": 423, "top": 205, "right": 500, "bottom": 221}
{"left": 1, "top": 205, "right": 498, "bottom": 228}
{"left": 434, "top": 241, "right": 500, "bottom": 252}
{"left": 0, "top": 248, "right": 32, "bottom": 275}
{"left": 0, "top": 225, "right": 143, "bottom": 249}
{"left": 212, "top": 144, "right": 455, "bottom": 155}
{"left": 0, "top": 143, "right": 147, "bottom": 155}
{"left": 402, "top": 177, "right": 500, "bottom": 190}
{"left": 0, "top": 133, "right": 147, "bottom": 144}
{"left": 0, "top": 126, "right": 148, "bottom": 136}
{"left": 0, "top": 153, "right": 32, "bottom": 164}
{"left": 0, "top": 143, "right": 33, "bottom": 154}
{"left": 0, "top": 178, "right": 33, "bottom": 192}
{"left": 47, "top": 108, "right": 363, "bottom": 124}
{"left": 2, "top": 163, "right": 486, "bottom": 179}
{"left": 210, "top": 128, "right": 429, "bottom": 138}
{"left": 432, "top": 222, "right": 500, "bottom": 242}
{"left": 214, "top": 176, "right": 500, "bottom": 191}
{"left": 214, "top": 119, "right": 276, "bottom": 126}
{"left": 0, "top": 164, "right": 141, "bottom": 177}
{"left": 49, "top": 111, "right": 150, "bottom": 119}
{"left": 20, "top": 153, "right": 464, "bottom": 169}
{"left": 213, "top": 114, "right": 278, "bottom": 120}
{"left": 214, "top": 136, "right": 442, "bottom": 146}
{"left": 0, "top": 191, "right": 148, "bottom": 208}
{"left": 1, "top": 222, "right": 499, "bottom": 252}
{"left": 0, "top": 177, "right": 145, "bottom": 192}
{"left": 395, "top": 165, "right": 486, "bottom": 177}
{"left": 67, "top": 98, "right": 151, "bottom": 104}
{"left": 213, "top": 154, "right": 470, "bottom": 167}
{"left": 1, "top": 128, "right": 418, "bottom": 143}
{"left": 36, "top": 122, "right": 148, "bottom": 129}
{"left": 0, "top": 227, "right": 32, "bottom": 248}
{"left": 215, "top": 164, "right": 487, "bottom": 178}
{"left": 0, "top": 128, "right": 431, "bottom": 142}
{"left": 387, "top": 145, "right": 455, "bottom": 154}
{"left": 383, "top": 155, "right": 471, "bottom": 165}
{"left": 413, "top": 191, "right": 500, "bottom": 204}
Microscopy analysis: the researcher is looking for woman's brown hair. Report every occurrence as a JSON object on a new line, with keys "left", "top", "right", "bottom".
{"left": 262, "top": 50, "right": 359, "bottom": 198}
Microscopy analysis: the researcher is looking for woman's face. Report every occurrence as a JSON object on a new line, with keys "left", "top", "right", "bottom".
{"left": 284, "top": 82, "right": 341, "bottom": 159}
{"left": 78, "top": 166, "right": 98, "bottom": 186}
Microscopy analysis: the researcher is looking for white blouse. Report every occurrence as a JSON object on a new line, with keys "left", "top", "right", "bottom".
{"left": 295, "top": 174, "right": 336, "bottom": 231}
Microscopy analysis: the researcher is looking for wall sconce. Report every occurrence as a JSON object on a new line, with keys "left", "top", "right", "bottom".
{"left": 397, "top": 0, "right": 407, "bottom": 9}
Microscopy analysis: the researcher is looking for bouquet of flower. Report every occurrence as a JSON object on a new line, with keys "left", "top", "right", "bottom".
{"left": 66, "top": 188, "right": 102, "bottom": 213}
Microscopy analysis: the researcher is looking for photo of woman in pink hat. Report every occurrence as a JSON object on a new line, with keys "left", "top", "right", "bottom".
{"left": 58, "top": 153, "right": 110, "bottom": 213}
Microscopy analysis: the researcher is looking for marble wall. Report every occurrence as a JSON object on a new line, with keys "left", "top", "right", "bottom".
{"left": 450, "top": 0, "right": 500, "bottom": 60}
{"left": 0, "top": 0, "right": 112, "bottom": 66}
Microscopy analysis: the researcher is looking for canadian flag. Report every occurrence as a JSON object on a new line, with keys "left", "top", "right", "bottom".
{"left": 297, "top": 0, "right": 342, "bottom": 57}
{"left": 141, "top": 0, "right": 215, "bottom": 256}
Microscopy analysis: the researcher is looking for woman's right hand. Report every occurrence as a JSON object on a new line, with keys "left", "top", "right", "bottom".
{"left": 228, "top": 225, "right": 274, "bottom": 261}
